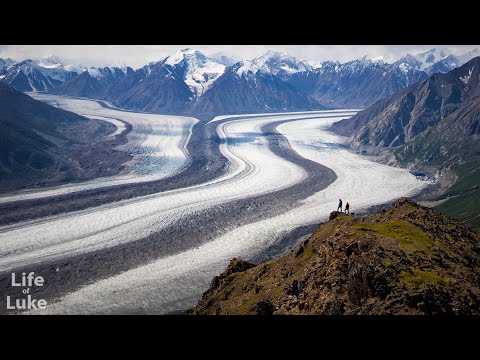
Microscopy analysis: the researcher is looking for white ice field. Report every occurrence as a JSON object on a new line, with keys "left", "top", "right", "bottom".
{"left": 0, "top": 94, "right": 197, "bottom": 204}
{"left": 0, "top": 96, "right": 429, "bottom": 314}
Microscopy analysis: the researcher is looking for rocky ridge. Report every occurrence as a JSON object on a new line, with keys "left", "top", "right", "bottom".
{"left": 194, "top": 199, "right": 480, "bottom": 315}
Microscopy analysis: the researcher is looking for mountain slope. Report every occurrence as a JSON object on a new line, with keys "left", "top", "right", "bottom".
{"left": 331, "top": 57, "right": 480, "bottom": 158}
{"left": 50, "top": 66, "right": 134, "bottom": 99}
{"left": 109, "top": 49, "right": 322, "bottom": 115}
{"left": 194, "top": 199, "right": 480, "bottom": 315}
{"left": 45, "top": 47, "right": 479, "bottom": 115}
{"left": 112, "top": 60, "right": 195, "bottom": 114}
{"left": 248, "top": 50, "right": 313, "bottom": 79}
{"left": 1, "top": 59, "right": 79, "bottom": 91}
{"left": 51, "top": 49, "right": 323, "bottom": 116}
{"left": 164, "top": 48, "right": 226, "bottom": 96}
{"left": 287, "top": 59, "right": 429, "bottom": 108}
{"left": 285, "top": 48, "right": 479, "bottom": 109}
{"left": 52, "top": 49, "right": 225, "bottom": 114}
{"left": 0, "top": 83, "right": 131, "bottom": 192}
{"left": 193, "top": 61, "right": 323, "bottom": 115}
{"left": 330, "top": 57, "right": 480, "bottom": 229}
{"left": 0, "top": 58, "right": 16, "bottom": 74}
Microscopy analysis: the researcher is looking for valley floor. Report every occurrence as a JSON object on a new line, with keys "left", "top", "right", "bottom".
{"left": 0, "top": 96, "right": 428, "bottom": 314}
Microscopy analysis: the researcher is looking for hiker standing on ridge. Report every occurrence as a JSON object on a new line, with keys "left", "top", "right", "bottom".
{"left": 345, "top": 202, "right": 350, "bottom": 215}
{"left": 337, "top": 199, "right": 343, "bottom": 212}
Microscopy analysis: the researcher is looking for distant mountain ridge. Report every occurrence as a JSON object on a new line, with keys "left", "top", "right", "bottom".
{"left": 51, "top": 65, "right": 134, "bottom": 99}
{"left": 48, "top": 49, "right": 325, "bottom": 116}
{"left": 193, "top": 60, "right": 320, "bottom": 115}
{"left": 331, "top": 57, "right": 480, "bottom": 161}
{"left": 287, "top": 58, "right": 429, "bottom": 108}
{"left": 1, "top": 47, "right": 479, "bottom": 116}
{"left": 0, "top": 57, "right": 81, "bottom": 92}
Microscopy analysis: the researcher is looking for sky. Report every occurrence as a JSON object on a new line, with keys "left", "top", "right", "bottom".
{"left": 0, "top": 45, "right": 478, "bottom": 69}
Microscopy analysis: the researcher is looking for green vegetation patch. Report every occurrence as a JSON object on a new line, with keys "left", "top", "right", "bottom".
{"left": 448, "top": 157, "right": 480, "bottom": 195}
{"left": 435, "top": 157, "right": 480, "bottom": 231}
{"left": 353, "top": 221, "right": 434, "bottom": 252}
{"left": 399, "top": 269, "right": 449, "bottom": 289}
{"left": 235, "top": 287, "right": 282, "bottom": 315}
{"left": 237, "top": 294, "right": 261, "bottom": 315}
{"left": 436, "top": 191, "right": 480, "bottom": 231}
{"left": 302, "top": 249, "right": 315, "bottom": 261}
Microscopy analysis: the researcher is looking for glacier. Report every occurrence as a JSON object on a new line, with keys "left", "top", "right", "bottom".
{"left": 3, "top": 110, "right": 429, "bottom": 315}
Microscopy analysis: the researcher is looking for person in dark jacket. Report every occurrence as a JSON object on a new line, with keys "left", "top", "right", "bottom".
{"left": 337, "top": 199, "right": 343, "bottom": 212}
{"left": 345, "top": 202, "right": 350, "bottom": 215}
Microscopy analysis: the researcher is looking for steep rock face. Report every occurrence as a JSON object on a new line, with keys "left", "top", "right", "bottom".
{"left": 112, "top": 61, "right": 195, "bottom": 114}
{"left": 2, "top": 64, "right": 62, "bottom": 92}
{"left": 194, "top": 62, "right": 323, "bottom": 115}
{"left": 51, "top": 66, "right": 135, "bottom": 99}
{"left": 1, "top": 59, "right": 78, "bottom": 91}
{"left": 0, "top": 58, "right": 16, "bottom": 73}
{"left": 51, "top": 71, "right": 105, "bottom": 98}
{"left": 331, "top": 57, "right": 480, "bottom": 163}
{"left": 287, "top": 59, "right": 428, "bottom": 108}
{"left": 194, "top": 199, "right": 480, "bottom": 315}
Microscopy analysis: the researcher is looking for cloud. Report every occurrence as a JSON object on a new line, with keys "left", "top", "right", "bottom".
{"left": 0, "top": 45, "right": 478, "bottom": 68}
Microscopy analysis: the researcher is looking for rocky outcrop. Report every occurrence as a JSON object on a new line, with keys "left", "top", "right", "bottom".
{"left": 193, "top": 199, "right": 480, "bottom": 315}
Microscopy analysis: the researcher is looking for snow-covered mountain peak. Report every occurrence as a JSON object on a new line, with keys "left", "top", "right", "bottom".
{"left": 255, "top": 50, "right": 312, "bottom": 75}
{"left": 38, "top": 55, "right": 64, "bottom": 68}
{"left": 164, "top": 48, "right": 226, "bottom": 96}
{"left": 305, "top": 60, "right": 323, "bottom": 70}
{"left": 400, "top": 48, "right": 453, "bottom": 71}
{"left": 236, "top": 51, "right": 311, "bottom": 77}
{"left": 394, "top": 48, "right": 478, "bottom": 75}
{"left": 416, "top": 48, "right": 451, "bottom": 65}
{"left": 85, "top": 66, "right": 132, "bottom": 79}
{"left": 165, "top": 48, "right": 207, "bottom": 66}
{"left": 235, "top": 60, "right": 262, "bottom": 77}
{"left": 339, "top": 57, "right": 386, "bottom": 75}
{"left": 0, "top": 58, "right": 17, "bottom": 71}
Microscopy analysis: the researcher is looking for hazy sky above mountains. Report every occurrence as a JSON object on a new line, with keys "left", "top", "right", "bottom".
{"left": 0, "top": 45, "right": 478, "bottom": 68}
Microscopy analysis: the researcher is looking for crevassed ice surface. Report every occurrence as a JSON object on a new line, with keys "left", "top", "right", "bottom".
{"left": 24, "top": 113, "right": 428, "bottom": 314}
{"left": 0, "top": 94, "right": 197, "bottom": 204}
{"left": 0, "top": 113, "right": 311, "bottom": 272}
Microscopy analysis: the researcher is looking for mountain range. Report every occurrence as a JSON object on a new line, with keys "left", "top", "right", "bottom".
{"left": 331, "top": 57, "right": 480, "bottom": 230}
{"left": 2, "top": 48, "right": 479, "bottom": 116}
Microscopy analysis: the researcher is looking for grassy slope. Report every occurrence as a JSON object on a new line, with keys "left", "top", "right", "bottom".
{"left": 435, "top": 157, "right": 480, "bottom": 231}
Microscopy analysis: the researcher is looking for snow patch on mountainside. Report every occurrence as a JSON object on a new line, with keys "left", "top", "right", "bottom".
{"left": 460, "top": 67, "right": 474, "bottom": 84}
{"left": 87, "top": 66, "right": 131, "bottom": 79}
{"left": 165, "top": 48, "right": 226, "bottom": 96}
{"left": 236, "top": 50, "right": 312, "bottom": 77}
